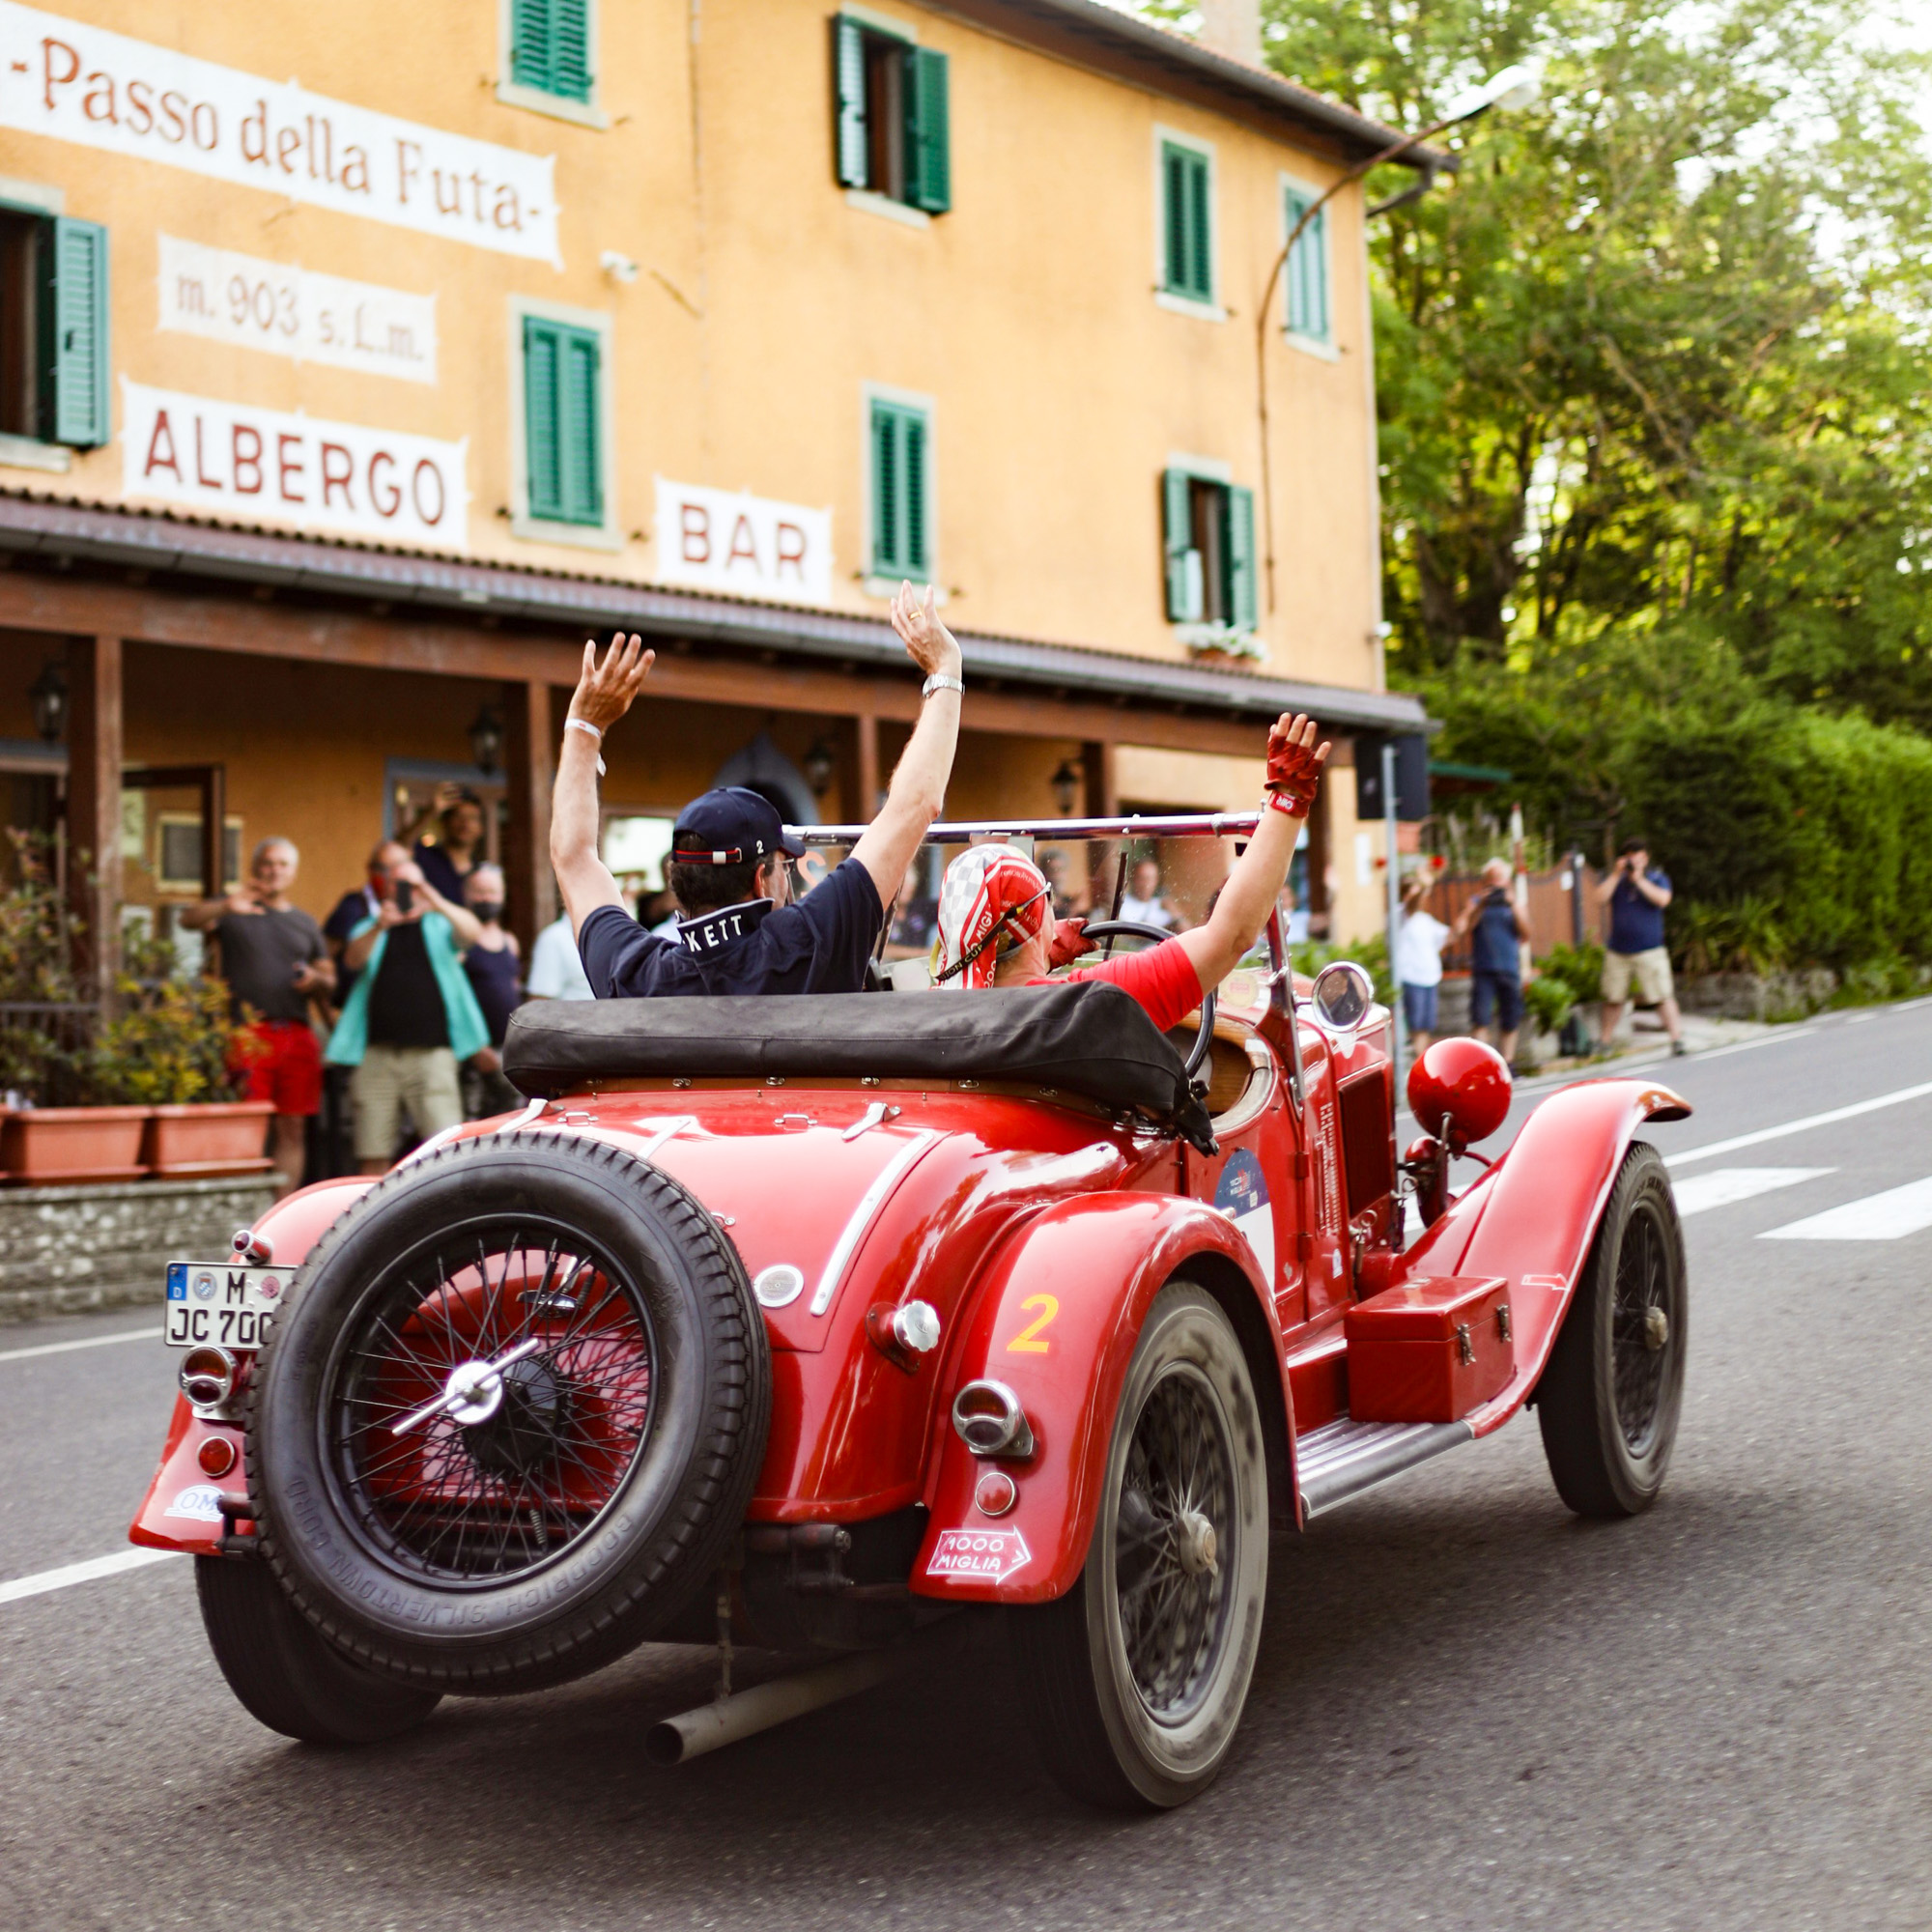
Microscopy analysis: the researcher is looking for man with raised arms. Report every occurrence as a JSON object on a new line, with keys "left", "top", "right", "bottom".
{"left": 550, "top": 584, "right": 964, "bottom": 998}
{"left": 933, "top": 713, "right": 1329, "bottom": 1026}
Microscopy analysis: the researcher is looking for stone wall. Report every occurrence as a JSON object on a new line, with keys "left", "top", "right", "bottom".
{"left": 1678, "top": 970, "right": 1840, "bottom": 1022}
{"left": 0, "top": 1178, "right": 278, "bottom": 1322}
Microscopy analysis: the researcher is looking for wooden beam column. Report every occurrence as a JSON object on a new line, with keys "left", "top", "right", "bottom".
{"left": 1081, "top": 740, "right": 1119, "bottom": 899}
{"left": 851, "top": 713, "right": 881, "bottom": 823}
{"left": 503, "top": 680, "right": 555, "bottom": 958}
{"left": 65, "top": 635, "right": 122, "bottom": 999}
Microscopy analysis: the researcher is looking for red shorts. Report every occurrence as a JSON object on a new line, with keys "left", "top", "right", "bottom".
{"left": 231, "top": 1019, "right": 324, "bottom": 1118}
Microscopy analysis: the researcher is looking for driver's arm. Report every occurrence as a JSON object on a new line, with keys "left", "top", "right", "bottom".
{"left": 551, "top": 634, "right": 656, "bottom": 939}
{"left": 849, "top": 583, "right": 963, "bottom": 907}
{"left": 1174, "top": 714, "right": 1328, "bottom": 993}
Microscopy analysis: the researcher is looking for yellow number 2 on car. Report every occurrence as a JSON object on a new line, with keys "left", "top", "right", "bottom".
{"left": 1006, "top": 1293, "right": 1059, "bottom": 1353}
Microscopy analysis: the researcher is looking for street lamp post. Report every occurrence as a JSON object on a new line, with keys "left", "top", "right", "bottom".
{"left": 1254, "top": 64, "right": 1539, "bottom": 614}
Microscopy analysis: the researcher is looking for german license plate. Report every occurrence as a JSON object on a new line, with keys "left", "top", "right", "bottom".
{"left": 164, "top": 1261, "right": 295, "bottom": 1350}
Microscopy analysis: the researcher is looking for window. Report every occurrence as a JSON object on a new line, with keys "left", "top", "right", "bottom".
{"left": 1282, "top": 184, "right": 1331, "bottom": 345}
{"left": 521, "top": 313, "right": 603, "bottom": 528}
{"left": 0, "top": 207, "right": 108, "bottom": 452}
{"left": 1162, "top": 467, "right": 1256, "bottom": 633}
{"left": 833, "top": 14, "right": 951, "bottom": 214}
{"left": 499, "top": 0, "right": 602, "bottom": 125}
{"left": 869, "top": 395, "right": 932, "bottom": 581}
{"left": 1158, "top": 137, "right": 1213, "bottom": 306}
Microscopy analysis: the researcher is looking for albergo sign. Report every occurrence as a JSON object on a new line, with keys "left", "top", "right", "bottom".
{"left": 0, "top": 0, "right": 558, "bottom": 264}
{"left": 122, "top": 381, "right": 469, "bottom": 552}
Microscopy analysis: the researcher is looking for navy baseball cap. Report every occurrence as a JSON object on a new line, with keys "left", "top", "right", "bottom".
{"left": 670, "top": 787, "right": 806, "bottom": 866}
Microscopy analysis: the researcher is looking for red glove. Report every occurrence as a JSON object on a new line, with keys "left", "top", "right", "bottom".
{"left": 1264, "top": 717, "right": 1328, "bottom": 817}
{"left": 1048, "top": 918, "right": 1089, "bottom": 969}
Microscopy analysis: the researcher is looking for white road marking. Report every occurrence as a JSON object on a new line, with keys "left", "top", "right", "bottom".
{"left": 1684, "top": 1027, "right": 1819, "bottom": 1064}
{"left": 1843, "top": 1013, "right": 1875, "bottom": 1025}
{"left": 1664, "top": 1081, "right": 1932, "bottom": 1168}
{"left": 0, "top": 1326, "right": 156, "bottom": 1364}
{"left": 1671, "top": 1168, "right": 1833, "bottom": 1217}
{"left": 1760, "top": 1177, "right": 1932, "bottom": 1242}
{"left": 0, "top": 1548, "right": 182, "bottom": 1606}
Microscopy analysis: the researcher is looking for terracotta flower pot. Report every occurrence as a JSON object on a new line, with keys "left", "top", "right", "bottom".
{"left": 1, "top": 1106, "right": 152, "bottom": 1184}
{"left": 142, "top": 1101, "right": 277, "bottom": 1178}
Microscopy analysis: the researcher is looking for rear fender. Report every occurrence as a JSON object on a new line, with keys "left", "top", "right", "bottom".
{"left": 242, "top": 1175, "right": 373, "bottom": 1267}
{"left": 1398, "top": 1078, "right": 1690, "bottom": 1434}
{"left": 911, "top": 1193, "right": 1289, "bottom": 1604}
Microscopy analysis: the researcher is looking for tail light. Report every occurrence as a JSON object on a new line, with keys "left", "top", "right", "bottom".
{"left": 952, "top": 1379, "right": 1036, "bottom": 1460}
{"left": 180, "top": 1346, "right": 236, "bottom": 1411}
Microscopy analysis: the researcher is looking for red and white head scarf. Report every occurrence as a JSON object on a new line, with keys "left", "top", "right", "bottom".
{"left": 934, "top": 845, "right": 1052, "bottom": 990}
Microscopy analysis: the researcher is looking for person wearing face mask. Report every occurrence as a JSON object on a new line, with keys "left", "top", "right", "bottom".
{"left": 460, "top": 864, "right": 524, "bottom": 1116}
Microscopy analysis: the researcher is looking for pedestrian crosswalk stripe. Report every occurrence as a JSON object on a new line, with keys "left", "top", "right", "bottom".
{"left": 0, "top": 1548, "right": 182, "bottom": 1606}
{"left": 1672, "top": 1168, "right": 1833, "bottom": 1217}
{"left": 1759, "top": 1176, "right": 1932, "bottom": 1242}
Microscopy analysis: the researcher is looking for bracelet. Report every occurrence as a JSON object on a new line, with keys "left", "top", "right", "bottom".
{"left": 564, "top": 717, "right": 606, "bottom": 776}
{"left": 921, "top": 672, "right": 964, "bottom": 700}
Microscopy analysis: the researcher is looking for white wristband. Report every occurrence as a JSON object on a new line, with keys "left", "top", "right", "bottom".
{"left": 565, "top": 717, "right": 606, "bottom": 776}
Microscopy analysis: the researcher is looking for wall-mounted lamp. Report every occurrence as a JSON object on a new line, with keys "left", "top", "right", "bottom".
{"left": 468, "top": 703, "right": 505, "bottom": 777}
{"left": 1050, "top": 759, "right": 1081, "bottom": 816}
{"left": 803, "top": 737, "right": 837, "bottom": 800}
{"left": 28, "top": 662, "right": 67, "bottom": 744}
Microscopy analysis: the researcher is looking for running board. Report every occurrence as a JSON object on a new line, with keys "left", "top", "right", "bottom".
{"left": 1296, "top": 1417, "right": 1475, "bottom": 1519}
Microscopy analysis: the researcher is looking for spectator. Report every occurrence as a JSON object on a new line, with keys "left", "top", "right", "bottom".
{"left": 1597, "top": 837, "right": 1686, "bottom": 1057}
{"left": 1452, "top": 858, "right": 1529, "bottom": 1069}
{"left": 461, "top": 864, "right": 524, "bottom": 1116}
{"left": 326, "top": 841, "right": 488, "bottom": 1174}
{"left": 180, "top": 837, "right": 333, "bottom": 1199}
{"left": 1118, "top": 857, "right": 1178, "bottom": 931}
{"left": 322, "top": 846, "right": 384, "bottom": 1009}
{"left": 400, "top": 782, "right": 488, "bottom": 905}
{"left": 526, "top": 907, "right": 594, "bottom": 1000}
{"left": 1394, "top": 871, "right": 1451, "bottom": 1055}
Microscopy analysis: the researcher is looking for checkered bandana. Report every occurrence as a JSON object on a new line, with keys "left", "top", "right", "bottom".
{"left": 934, "top": 845, "right": 1052, "bottom": 990}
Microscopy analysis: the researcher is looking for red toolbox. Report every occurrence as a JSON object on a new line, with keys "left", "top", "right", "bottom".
{"left": 1344, "top": 1275, "right": 1515, "bottom": 1424}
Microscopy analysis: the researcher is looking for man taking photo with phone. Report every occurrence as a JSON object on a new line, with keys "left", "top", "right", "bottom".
{"left": 1596, "top": 837, "right": 1686, "bottom": 1057}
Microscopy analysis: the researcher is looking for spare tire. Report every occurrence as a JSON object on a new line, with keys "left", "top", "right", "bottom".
{"left": 247, "top": 1132, "right": 770, "bottom": 1692}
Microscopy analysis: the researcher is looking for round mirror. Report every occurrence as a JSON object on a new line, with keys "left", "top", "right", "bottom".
{"left": 1309, "top": 960, "right": 1375, "bottom": 1035}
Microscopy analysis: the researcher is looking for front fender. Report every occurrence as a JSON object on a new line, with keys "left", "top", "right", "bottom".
{"left": 1398, "top": 1077, "right": 1690, "bottom": 1435}
{"left": 911, "top": 1193, "right": 1284, "bottom": 1605}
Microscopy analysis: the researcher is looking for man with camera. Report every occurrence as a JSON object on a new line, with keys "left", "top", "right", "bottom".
{"left": 1596, "top": 837, "right": 1685, "bottom": 1057}
{"left": 1452, "top": 857, "right": 1530, "bottom": 1068}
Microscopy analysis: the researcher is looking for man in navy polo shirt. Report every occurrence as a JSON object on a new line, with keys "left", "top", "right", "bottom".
{"left": 549, "top": 582, "right": 964, "bottom": 999}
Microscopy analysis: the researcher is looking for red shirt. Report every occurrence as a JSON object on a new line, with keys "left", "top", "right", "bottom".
{"left": 1032, "top": 941, "right": 1204, "bottom": 1034}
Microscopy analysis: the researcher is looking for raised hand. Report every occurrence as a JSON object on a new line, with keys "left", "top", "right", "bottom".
{"left": 569, "top": 631, "right": 655, "bottom": 734}
{"left": 1048, "top": 917, "right": 1089, "bottom": 970}
{"left": 889, "top": 582, "right": 962, "bottom": 681}
{"left": 1264, "top": 712, "right": 1331, "bottom": 818}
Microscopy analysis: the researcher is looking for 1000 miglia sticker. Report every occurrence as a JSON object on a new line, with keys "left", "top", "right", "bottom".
{"left": 1214, "top": 1148, "right": 1276, "bottom": 1287}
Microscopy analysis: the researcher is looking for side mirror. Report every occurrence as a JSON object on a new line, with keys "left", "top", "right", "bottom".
{"left": 1308, "top": 960, "right": 1375, "bottom": 1040}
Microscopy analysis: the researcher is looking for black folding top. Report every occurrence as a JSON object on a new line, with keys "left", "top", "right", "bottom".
{"left": 503, "top": 981, "right": 1215, "bottom": 1149}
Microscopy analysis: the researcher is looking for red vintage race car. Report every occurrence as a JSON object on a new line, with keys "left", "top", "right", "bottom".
{"left": 131, "top": 814, "right": 1690, "bottom": 1811}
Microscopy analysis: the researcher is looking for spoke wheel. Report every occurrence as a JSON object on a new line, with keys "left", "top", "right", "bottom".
{"left": 325, "top": 1219, "right": 656, "bottom": 1586}
{"left": 1009, "top": 1284, "right": 1267, "bottom": 1810}
{"left": 1537, "top": 1141, "right": 1687, "bottom": 1519}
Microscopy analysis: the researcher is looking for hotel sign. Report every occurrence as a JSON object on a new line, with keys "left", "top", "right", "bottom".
{"left": 122, "top": 379, "right": 469, "bottom": 552}
{"left": 0, "top": 1, "right": 558, "bottom": 264}
{"left": 654, "top": 477, "right": 834, "bottom": 608}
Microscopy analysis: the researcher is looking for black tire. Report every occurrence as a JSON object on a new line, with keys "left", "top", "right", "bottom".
{"left": 1537, "top": 1140, "right": 1687, "bottom": 1517}
{"left": 196, "top": 1555, "right": 441, "bottom": 1746}
{"left": 248, "top": 1132, "right": 771, "bottom": 1692}
{"left": 1008, "top": 1284, "right": 1267, "bottom": 1810}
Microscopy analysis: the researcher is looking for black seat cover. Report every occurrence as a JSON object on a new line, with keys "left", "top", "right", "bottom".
{"left": 504, "top": 982, "right": 1215, "bottom": 1150}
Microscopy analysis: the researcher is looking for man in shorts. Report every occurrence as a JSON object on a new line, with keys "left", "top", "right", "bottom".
{"left": 1452, "top": 858, "right": 1529, "bottom": 1068}
{"left": 181, "top": 837, "right": 333, "bottom": 1197}
{"left": 1596, "top": 837, "right": 1685, "bottom": 1056}
{"left": 933, "top": 713, "right": 1329, "bottom": 1028}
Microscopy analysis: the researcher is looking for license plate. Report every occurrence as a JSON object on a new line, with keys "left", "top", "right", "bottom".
{"left": 164, "top": 1261, "right": 295, "bottom": 1350}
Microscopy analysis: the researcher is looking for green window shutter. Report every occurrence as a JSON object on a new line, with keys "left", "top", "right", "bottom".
{"left": 870, "top": 400, "right": 931, "bottom": 580}
{"left": 524, "top": 317, "right": 602, "bottom": 526}
{"left": 833, "top": 15, "right": 869, "bottom": 188}
{"left": 1161, "top": 145, "right": 1211, "bottom": 301}
{"left": 1228, "top": 485, "right": 1257, "bottom": 631}
{"left": 1285, "top": 193, "right": 1329, "bottom": 340}
{"left": 905, "top": 47, "right": 951, "bottom": 213}
{"left": 511, "top": 0, "right": 590, "bottom": 102}
{"left": 42, "top": 216, "right": 109, "bottom": 449}
{"left": 1162, "top": 467, "right": 1201, "bottom": 622}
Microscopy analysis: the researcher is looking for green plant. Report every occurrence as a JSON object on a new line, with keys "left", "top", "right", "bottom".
{"left": 77, "top": 927, "right": 248, "bottom": 1107}
{"left": 1522, "top": 975, "right": 1574, "bottom": 1036}
{"left": 1533, "top": 942, "right": 1605, "bottom": 1009}
{"left": 1293, "top": 932, "right": 1394, "bottom": 1009}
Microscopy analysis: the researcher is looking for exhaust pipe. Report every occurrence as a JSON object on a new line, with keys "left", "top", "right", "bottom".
{"left": 645, "top": 1645, "right": 922, "bottom": 1767}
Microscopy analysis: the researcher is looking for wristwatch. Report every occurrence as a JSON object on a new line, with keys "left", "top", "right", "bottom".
{"left": 921, "top": 672, "right": 964, "bottom": 700}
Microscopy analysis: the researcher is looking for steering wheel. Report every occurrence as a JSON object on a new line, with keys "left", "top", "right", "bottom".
{"left": 1072, "top": 921, "right": 1217, "bottom": 1087}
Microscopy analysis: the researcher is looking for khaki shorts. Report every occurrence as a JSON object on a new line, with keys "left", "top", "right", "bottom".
{"left": 351, "top": 1044, "right": 463, "bottom": 1161}
{"left": 1602, "top": 946, "right": 1674, "bottom": 1007}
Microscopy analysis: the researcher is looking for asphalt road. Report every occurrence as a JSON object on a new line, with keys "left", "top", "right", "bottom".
{"left": 5, "top": 1003, "right": 1931, "bottom": 1931}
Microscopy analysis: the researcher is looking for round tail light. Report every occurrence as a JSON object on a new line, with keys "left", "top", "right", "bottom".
{"left": 179, "top": 1346, "right": 237, "bottom": 1410}
{"left": 952, "top": 1379, "right": 1036, "bottom": 1460}
{"left": 196, "top": 1435, "right": 237, "bottom": 1478}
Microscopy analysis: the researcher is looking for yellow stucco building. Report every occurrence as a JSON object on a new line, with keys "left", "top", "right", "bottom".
{"left": 0, "top": 0, "right": 1433, "bottom": 959}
